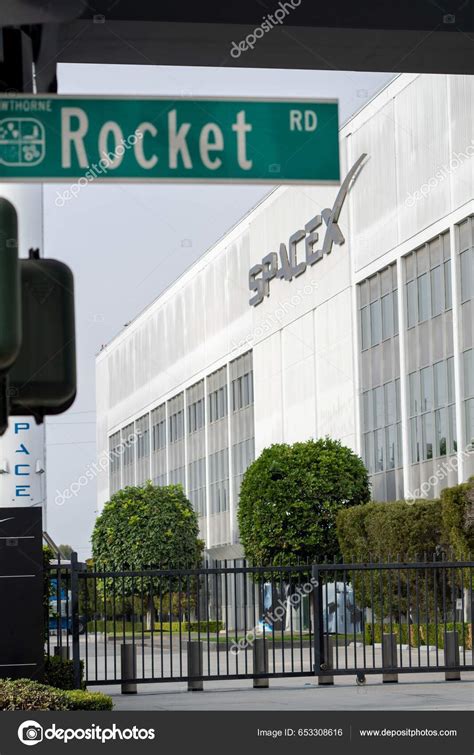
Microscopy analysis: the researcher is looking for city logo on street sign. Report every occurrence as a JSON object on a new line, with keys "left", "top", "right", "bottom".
{"left": 0, "top": 95, "right": 339, "bottom": 184}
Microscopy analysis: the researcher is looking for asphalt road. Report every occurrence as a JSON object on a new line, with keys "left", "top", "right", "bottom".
{"left": 48, "top": 634, "right": 474, "bottom": 710}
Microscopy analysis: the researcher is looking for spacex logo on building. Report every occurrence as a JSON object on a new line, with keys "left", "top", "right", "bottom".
{"left": 248, "top": 153, "right": 367, "bottom": 306}
{"left": 18, "top": 721, "right": 156, "bottom": 745}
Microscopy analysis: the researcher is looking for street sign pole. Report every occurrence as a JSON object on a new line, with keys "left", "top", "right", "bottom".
{"left": 0, "top": 197, "right": 21, "bottom": 434}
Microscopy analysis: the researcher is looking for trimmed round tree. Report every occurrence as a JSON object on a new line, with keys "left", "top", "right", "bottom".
{"left": 237, "top": 438, "right": 370, "bottom": 565}
{"left": 91, "top": 482, "right": 203, "bottom": 626}
{"left": 92, "top": 482, "right": 202, "bottom": 569}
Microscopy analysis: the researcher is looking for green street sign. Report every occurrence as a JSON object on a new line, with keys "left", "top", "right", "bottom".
{"left": 0, "top": 96, "right": 339, "bottom": 184}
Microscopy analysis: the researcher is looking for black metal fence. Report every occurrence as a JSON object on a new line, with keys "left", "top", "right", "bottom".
{"left": 46, "top": 556, "right": 473, "bottom": 689}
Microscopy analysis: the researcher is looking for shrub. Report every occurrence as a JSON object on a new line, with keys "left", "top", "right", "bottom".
{"left": 0, "top": 679, "right": 69, "bottom": 711}
{"left": 364, "top": 621, "right": 472, "bottom": 649}
{"left": 0, "top": 679, "right": 113, "bottom": 711}
{"left": 441, "top": 477, "right": 474, "bottom": 559}
{"left": 90, "top": 620, "right": 224, "bottom": 634}
{"left": 336, "top": 499, "right": 444, "bottom": 615}
{"left": 65, "top": 689, "right": 113, "bottom": 711}
{"left": 187, "top": 620, "right": 223, "bottom": 633}
{"left": 336, "top": 498, "right": 443, "bottom": 561}
{"left": 44, "top": 655, "right": 85, "bottom": 690}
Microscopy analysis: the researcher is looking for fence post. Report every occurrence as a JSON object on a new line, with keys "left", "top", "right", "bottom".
{"left": 445, "top": 630, "right": 461, "bottom": 681}
{"left": 253, "top": 638, "right": 269, "bottom": 688}
{"left": 382, "top": 632, "right": 398, "bottom": 683}
{"left": 70, "top": 551, "right": 81, "bottom": 689}
{"left": 54, "top": 646, "right": 69, "bottom": 660}
{"left": 311, "top": 565, "right": 325, "bottom": 676}
{"left": 187, "top": 640, "right": 203, "bottom": 691}
{"left": 121, "top": 644, "right": 137, "bottom": 694}
{"left": 318, "top": 635, "right": 334, "bottom": 685}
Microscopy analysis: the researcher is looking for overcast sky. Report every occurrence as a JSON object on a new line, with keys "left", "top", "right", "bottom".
{"left": 43, "top": 63, "right": 395, "bottom": 558}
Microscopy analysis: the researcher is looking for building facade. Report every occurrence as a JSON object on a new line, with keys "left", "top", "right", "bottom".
{"left": 96, "top": 73, "right": 474, "bottom": 560}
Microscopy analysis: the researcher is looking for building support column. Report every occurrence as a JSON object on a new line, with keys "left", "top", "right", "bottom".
{"left": 396, "top": 258, "right": 411, "bottom": 498}
{"left": 450, "top": 223, "right": 465, "bottom": 482}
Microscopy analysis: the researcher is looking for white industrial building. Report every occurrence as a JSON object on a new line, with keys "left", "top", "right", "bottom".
{"left": 96, "top": 72, "right": 474, "bottom": 561}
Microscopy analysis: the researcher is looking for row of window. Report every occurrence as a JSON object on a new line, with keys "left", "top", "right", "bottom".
{"left": 362, "top": 380, "right": 401, "bottom": 431}
{"left": 460, "top": 247, "right": 473, "bottom": 304}
{"left": 363, "top": 424, "right": 402, "bottom": 473}
{"left": 360, "top": 289, "right": 398, "bottom": 350}
{"left": 363, "top": 355, "right": 474, "bottom": 467}
{"left": 109, "top": 356, "right": 255, "bottom": 517}
{"left": 409, "top": 359, "right": 455, "bottom": 416}
{"left": 188, "top": 398, "right": 205, "bottom": 434}
{"left": 406, "top": 260, "right": 452, "bottom": 327}
{"left": 410, "top": 407, "right": 457, "bottom": 463}
{"left": 152, "top": 419, "right": 166, "bottom": 452}
{"left": 209, "top": 385, "right": 228, "bottom": 423}
{"left": 136, "top": 423, "right": 149, "bottom": 460}
{"left": 169, "top": 409, "right": 184, "bottom": 444}
{"left": 188, "top": 458, "right": 206, "bottom": 516}
{"left": 362, "top": 379, "right": 402, "bottom": 473}
{"left": 231, "top": 372, "right": 254, "bottom": 412}
{"left": 359, "top": 220, "right": 474, "bottom": 475}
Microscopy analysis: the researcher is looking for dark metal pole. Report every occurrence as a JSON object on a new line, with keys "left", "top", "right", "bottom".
{"left": 121, "top": 644, "right": 137, "bottom": 694}
{"left": 70, "top": 551, "right": 81, "bottom": 689}
{"left": 311, "top": 565, "right": 324, "bottom": 675}
{"left": 253, "top": 638, "right": 269, "bottom": 688}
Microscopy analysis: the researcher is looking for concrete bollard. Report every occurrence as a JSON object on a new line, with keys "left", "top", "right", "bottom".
{"left": 382, "top": 633, "right": 398, "bottom": 683}
{"left": 318, "top": 635, "right": 335, "bottom": 685}
{"left": 187, "top": 640, "right": 203, "bottom": 691}
{"left": 121, "top": 644, "right": 137, "bottom": 694}
{"left": 253, "top": 638, "right": 269, "bottom": 688}
{"left": 444, "top": 630, "right": 461, "bottom": 681}
{"left": 54, "top": 645, "right": 69, "bottom": 660}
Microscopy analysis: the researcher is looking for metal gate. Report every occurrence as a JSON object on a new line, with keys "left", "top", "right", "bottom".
{"left": 46, "top": 556, "right": 473, "bottom": 688}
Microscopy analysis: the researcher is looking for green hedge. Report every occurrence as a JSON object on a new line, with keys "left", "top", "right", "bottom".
{"left": 336, "top": 498, "right": 443, "bottom": 561}
{"left": 441, "top": 477, "right": 474, "bottom": 558}
{"left": 44, "top": 655, "right": 85, "bottom": 690}
{"left": 157, "top": 620, "right": 224, "bottom": 633}
{"left": 0, "top": 679, "right": 68, "bottom": 711}
{"left": 64, "top": 689, "right": 113, "bottom": 711}
{"left": 364, "top": 622, "right": 472, "bottom": 649}
{"left": 89, "top": 619, "right": 224, "bottom": 633}
{"left": 0, "top": 679, "right": 113, "bottom": 711}
{"left": 336, "top": 499, "right": 445, "bottom": 614}
{"left": 336, "top": 478, "right": 474, "bottom": 562}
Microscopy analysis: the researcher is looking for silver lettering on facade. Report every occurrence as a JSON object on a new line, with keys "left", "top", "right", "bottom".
{"left": 248, "top": 153, "right": 367, "bottom": 306}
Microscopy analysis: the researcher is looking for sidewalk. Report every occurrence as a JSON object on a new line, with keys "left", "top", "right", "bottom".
{"left": 95, "top": 672, "right": 474, "bottom": 711}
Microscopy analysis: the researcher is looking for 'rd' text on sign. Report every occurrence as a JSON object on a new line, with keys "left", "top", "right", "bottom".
{"left": 0, "top": 96, "right": 339, "bottom": 183}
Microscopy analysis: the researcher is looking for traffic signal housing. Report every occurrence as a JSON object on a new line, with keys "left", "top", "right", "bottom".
{"left": 8, "top": 253, "right": 76, "bottom": 423}
{"left": 0, "top": 197, "right": 21, "bottom": 372}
